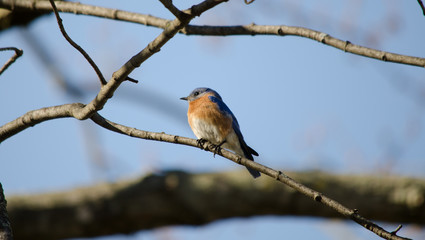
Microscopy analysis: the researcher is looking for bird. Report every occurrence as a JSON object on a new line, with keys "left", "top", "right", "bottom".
{"left": 180, "top": 87, "right": 261, "bottom": 178}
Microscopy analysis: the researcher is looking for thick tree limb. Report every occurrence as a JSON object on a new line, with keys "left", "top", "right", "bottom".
{"left": 0, "top": 183, "right": 13, "bottom": 240}
{"left": 0, "top": 0, "right": 424, "bottom": 68}
{"left": 7, "top": 171, "right": 424, "bottom": 240}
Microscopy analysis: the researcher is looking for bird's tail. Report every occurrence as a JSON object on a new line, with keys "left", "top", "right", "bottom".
{"left": 238, "top": 136, "right": 261, "bottom": 178}
{"left": 246, "top": 166, "right": 261, "bottom": 178}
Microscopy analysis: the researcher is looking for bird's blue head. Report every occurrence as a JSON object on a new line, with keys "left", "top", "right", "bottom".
{"left": 180, "top": 87, "right": 222, "bottom": 102}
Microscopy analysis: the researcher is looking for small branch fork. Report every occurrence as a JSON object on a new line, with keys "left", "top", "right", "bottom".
{"left": 0, "top": 47, "right": 23, "bottom": 76}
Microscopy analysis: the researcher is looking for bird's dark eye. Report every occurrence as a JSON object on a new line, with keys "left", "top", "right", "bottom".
{"left": 193, "top": 91, "right": 199, "bottom": 96}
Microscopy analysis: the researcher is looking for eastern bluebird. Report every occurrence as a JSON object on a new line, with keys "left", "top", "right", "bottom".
{"left": 180, "top": 87, "right": 261, "bottom": 178}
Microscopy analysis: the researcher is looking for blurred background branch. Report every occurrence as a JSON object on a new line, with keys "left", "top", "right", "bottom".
{"left": 7, "top": 170, "right": 425, "bottom": 240}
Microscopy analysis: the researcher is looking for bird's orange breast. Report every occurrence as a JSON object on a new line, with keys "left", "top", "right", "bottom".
{"left": 187, "top": 94, "right": 232, "bottom": 140}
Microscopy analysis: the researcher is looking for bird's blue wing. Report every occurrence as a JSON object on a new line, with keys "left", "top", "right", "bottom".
{"left": 208, "top": 95, "right": 238, "bottom": 124}
{"left": 209, "top": 95, "right": 260, "bottom": 178}
{"left": 209, "top": 95, "right": 258, "bottom": 157}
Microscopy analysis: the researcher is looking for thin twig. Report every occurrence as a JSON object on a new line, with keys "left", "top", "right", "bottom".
{"left": 0, "top": 47, "right": 23, "bottom": 75}
{"left": 391, "top": 225, "right": 403, "bottom": 235}
{"left": 125, "top": 76, "right": 139, "bottom": 84}
{"left": 48, "top": 0, "right": 107, "bottom": 85}
{"left": 158, "top": 0, "right": 189, "bottom": 20}
{"left": 418, "top": 0, "right": 425, "bottom": 15}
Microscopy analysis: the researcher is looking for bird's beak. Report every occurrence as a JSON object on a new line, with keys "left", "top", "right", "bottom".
{"left": 180, "top": 96, "right": 188, "bottom": 101}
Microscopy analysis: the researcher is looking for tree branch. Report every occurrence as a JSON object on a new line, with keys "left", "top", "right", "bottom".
{"left": 0, "top": 0, "right": 424, "bottom": 68}
{"left": 47, "top": 0, "right": 106, "bottom": 85}
{"left": 8, "top": 171, "right": 423, "bottom": 240}
{"left": 0, "top": 47, "right": 23, "bottom": 76}
{"left": 89, "top": 113, "right": 413, "bottom": 240}
{"left": 0, "top": 103, "right": 85, "bottom": 143}
{"left": 181, "top": 24, "right": 425, "bottom": 68}
{"left": 158, "top": 0, "right": 189, "bottom": 20}
{"left": 0, "top": 183, "right": 13, "bottom": 240}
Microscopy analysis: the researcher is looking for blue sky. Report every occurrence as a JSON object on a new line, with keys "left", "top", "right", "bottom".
{"left": 1, "top": 0, "right": 424, "bottom": 239}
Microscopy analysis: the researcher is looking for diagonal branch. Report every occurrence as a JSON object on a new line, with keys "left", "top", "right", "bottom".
{"left": 0, "top": 0, "right": 424, "bottom": 68}
{"left": 0, "top": 47, "right": 23, "bottom": 75}
{"left": 89, "top": 113, "right": 412, "bottom": 240}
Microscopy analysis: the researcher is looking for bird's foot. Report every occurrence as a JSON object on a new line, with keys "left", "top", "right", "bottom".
{"left": 196, "top": 138, "right": 208, "bottom": 150}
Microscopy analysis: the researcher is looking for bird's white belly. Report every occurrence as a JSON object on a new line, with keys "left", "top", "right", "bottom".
{"left": 222, "top": 130, "right": 244, "bottom": 156}
{"left": 190, "top": 118, "right": 223, "bottom": 144}
{"left": 191, "top": 118, "right": 243, "bottom": 155}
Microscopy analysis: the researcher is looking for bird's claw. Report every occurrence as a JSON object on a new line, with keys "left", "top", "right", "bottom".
{"left": 212, "top": 140, "right": 226, "bottom": 158}
{"left": 212, "top": 146, "right": 222, "bottom": 157}
{"left": 197, "top": 138, "right": 208, "bottom": 150}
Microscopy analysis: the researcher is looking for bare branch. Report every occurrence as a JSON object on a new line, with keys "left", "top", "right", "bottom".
{"left": 418, "top": 0, "right": 425, "bottom": 15}
{"left": 0, "top": 47, "right": 23, "bottom": 75}
{"left": 0, "top": 0, "right": 423, "bottom": 68}
{"left": 89, "top": 113, "right": 412, "bottom": 240}
{"left": 0, "top": 103, "right": 85, "bottom": 142}
{"left": 158, "top": 0, "right": 189, "bottom": 20}
{"left": 47, "top": 0, "right": 107, "bottom": 85}
{"left": 181, "top": 24, "right": 425, "bottom": 68}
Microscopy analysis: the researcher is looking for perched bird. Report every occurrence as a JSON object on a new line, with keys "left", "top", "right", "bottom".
{"left": 180, "top": 87, "right": 261, "bottom": 178}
